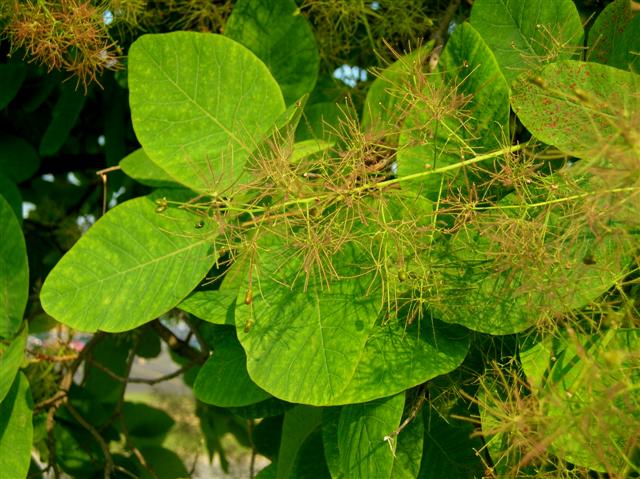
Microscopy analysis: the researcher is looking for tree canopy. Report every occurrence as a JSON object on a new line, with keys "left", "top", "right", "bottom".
{"left": 1, "top": 1, "right": 639, "bottom": 478}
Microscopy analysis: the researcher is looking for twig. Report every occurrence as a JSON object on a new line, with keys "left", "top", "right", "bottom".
{"left": 428, "top": 0, "right": 462, "bottom": 71}
{"left": 248, "top": 419, "right": 256, "bottom": 479}
{"left": 42, "top": 333, "right": 105, "bottom": 476}
{"left": 115, "top": 337, "right": 160, "bottom": 479}
{"left": 182, "top": 315, "right": 211, "bottom": 357}
{"left": 35, "top": 391, "right": 68, "bottom": 412}
{"left": 28, "top": 351, "right": 78, "bottom": 363}
{"left": 430, "top": 0, "right": 461, "bottom": 46}
{"left": 96, "top": 165, "right": 121, "bottom": 215}
{"left": 65, "top": 401, "right": 114, "bottom": 479}
{"left": 385, "top": 385, "right": 428, "bottom": 440}
{"left": 96, "top": 165, "right": 122, "bottom": 176}
{"left": 151, "top": 320, "right": 208, "bottom": 363}
{"left": 86, "top": 358, "right": 194, "bottom": 385}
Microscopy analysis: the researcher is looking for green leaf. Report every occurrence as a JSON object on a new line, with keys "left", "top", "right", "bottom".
{"left": 0, "top": 63, "right": 27, "bottom": 110}
{"left": 432, "top": 188, "right": 632, "bottom": 335}
{"left": 54, "top": 420, "right": 104, "bottom": 476}
{"left": 336, "top": 393, "right": 405, "bottom": 479}
{"left": 0, "top": 372, "right": 33, "bottom": 479}
{"left": 234, "top": 238, "right": 380, "bottom": 405}
{"left": 291, "top": 429, "right": 332, "bottom": 478}
{"left": 253, "top": 415, "right": 284, "bottom": 458}
{"left": 608, "top": 14, "right": 640, "bottom": 73}
{"left": 39, "top": 81, "right": 87, "bottom": 156}
{"left": 0, "top": 325, "right": 27, "bottom": 403}
{"left": 290, "top": 139, "right": 335, "bottom": 164}
{"left": 229, "top": 397, "right": 293, "bottom": 419}
{"left": 277, "top": 405, "right": 322, "bottom": 479}
{"left": 83, "top": 335, "right": 132, "bottom": 402}
{"left": 418, "top": 403, "right": 485, "bottom": 479}
{"left": 137, "top": 327, "right": 162, "bottom": 358}
{"left": 194, "top": 327, "right": 270, "bottom": 407}
{"left": 128, "top": 32, "right": 286, "bottom": 193}
{"left": 588, "top": 0, "right": 640, "bottom": 72}
{"left": 138, "top": 446, "right": 189, "bottom": 479}
{"left": 256, "top": 463, "right": 277, "bottom": 479}
{"left": 0, "top": 174, "right": 22, "bottom": 223}
{"left": 363, "top": 43, "right": 434, "bottom": 130}
{"left": 22, "top": 71, "right": 59, "bottom": 113}
{"left": 196, "top": 402, "right": 251, "bottom": 470}
{"left": 61, "top": 386, "right": 120, "bottom": 434}
{"left": 178, "top": 289, "right": 237, "bottom": 325}
{"left": 0, "top": 133, "right": 40, "bottom": 183}
{"left": 397, "top": 23, "right": 509, "bottom": 200}
{"left": 470, "top": 0, "right": 583, "bottom": 85}
{"left": 120, "top": 148, "right": 179, "bottom": 188}
{"left": 295, "top": 102, "right": 345, "bottom": 142}
{"left": 391, "top": 409, "right": 424, "bottom": 479}
{"left": 122, "top": 402, "right": 175, "bottom": 441}
{"left": 542, "top": 329, "right": 640, "bottom": 472}
{"left": 40, "top": 193, "right": 216, "bottom": 332}
{"left": 225, "top": 0, "right": 319, "bottom": 105}
{"left": 103, "top": 75, "right": 128, "bottom": 167}
{"left": 518, "top": 331, "right": 555, "bottom": 393}
{"left": 511, "top": 60, "right": 640, "bottom": 159}
{"left": 0, "top": 194, "right": 29, "bottom": 338}
{"left": 322, "top": 407, "right": 343, "bottom": 478}
{"left": 330, "top": 318, "right": 470, "bottom": 404}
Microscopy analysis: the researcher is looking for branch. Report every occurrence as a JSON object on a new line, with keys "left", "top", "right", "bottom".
{"left": 86, "top": 358, "right": 194, "bottom": 385}
{"left": 385, "top": 385, "right": 428, "bottom": 440}
{"left": 150, "top": 319, "right": 208, "bottom": 363}
{"left": 430, "top": 0, "right": 461, "bottom": 46}
{"left": 65, "top": 402, "right": 114, "bottom": 479}
{"left": 428, "top": 0, "right": 462, "bottom": 71}
{"left": 182, "top": 314, "right": 210, "bottom": 357}
{"left": 41, "top": 333, "right": 106, "bottom": 477}
{"left": 114, "top": 340, "right": 160, "bottom": 479}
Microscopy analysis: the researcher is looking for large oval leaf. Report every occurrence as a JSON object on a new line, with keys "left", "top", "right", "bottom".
{"left": 194, "top": 327, "right": 270, "bottom": 407}
{"left": 0, "top": 174, "right": 22, "bottom": 222}
{"left": 330, "top": 318, "right": 469, "bottom": 404}
{"left": 0, "top": 372, "right": 33, "bottom": 479}
{"left": 129, "top": 32, "right": 286, "bottom": 194}
{"left": 0, "top": 133, "right": 40, "bottom": 183}
{"left": 326, "top": 400, "right": 425, "bottom": 479}
{"left": 363, "top": 43, "right": 434, "bottom": 130}
{"left": 432, "top": 186, "right": 633, "bottom": 335}
{"left": 0, "top": 194, "right": 28, "bottom": 338}
{"left": 0, "top": 325, "right": 27, "bottom": 403}
{"left": 335, "top": 393, "right": 405, "bottom": 479}
{"left": 121, "top": 402, "right": 175, "bottom": 442}
{"left": 391, "top": 408, "right": 424, "bottom": 479}
{"left": 277, "top": 405, "right": 323, "bottom": 479}
{"left": 41, "top": 194, "right": 216, "bottom": 332}
{"left": 119, "top": 148, "right": 179, "bottom": 188}
{"left": 234, "top": 238, "right": 380, "bottom": 406}
{"left": 532, "top": 329, "right": 640, "bottom": 472}
{"left": 0, "top": 64, "right": 26, "bottom": 110}
{"left": 0, "top": 133, "right": 39, "bottom": 183}
{"left": 225, "top": 0, "right": 319, "bottom": 105}
{"left": 588, "top": 0, "right": 640, "bottom": 72}
{"left": 470, "top": 0, "right": 583, "bottom": 85}
{"left": 291, "top": 429, "right": 332, "bottom": 478}
{"left": 419, "top": 402, "right": 485, "bottom": 478}
{"left": 397, "top": 23, "right": 509, "bottom": 200}
{"left": 512, "top": 60, "right": 640, "bottom": 159}
{"left": 177, "top": 289, "right": 237, "bottom": 325}
{"left": 39, "top": 82, "right": 87, "bottom": 156}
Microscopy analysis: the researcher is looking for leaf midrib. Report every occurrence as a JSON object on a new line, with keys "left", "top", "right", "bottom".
{"left": 53, "top": 239, "right": 208, "bottom": 295}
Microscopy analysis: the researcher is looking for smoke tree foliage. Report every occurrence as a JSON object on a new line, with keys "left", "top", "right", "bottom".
{"left": 1, "top": 0, "right": 639, "bottom": 477}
